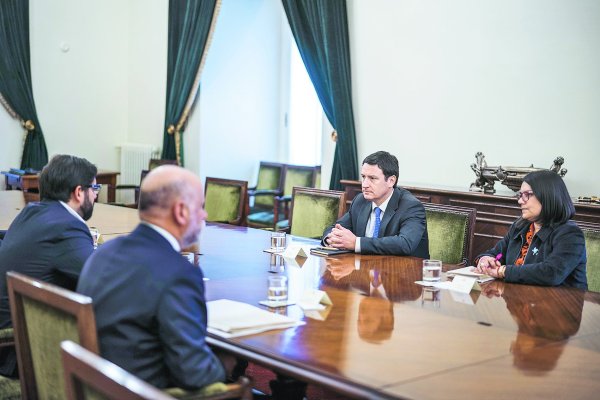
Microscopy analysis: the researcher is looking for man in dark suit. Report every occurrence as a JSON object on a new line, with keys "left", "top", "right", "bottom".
{"left": 323, "top": 151, "right": 429, "bottom": 257}
{"left": 0, "top": 154, "right": 98, "bottom": 377}
{"left": 77, "top": 165, "right": 234, "bottom": 390}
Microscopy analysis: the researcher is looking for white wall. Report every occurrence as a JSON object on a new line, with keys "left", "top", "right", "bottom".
{"left": 2, "top": 0, "right": 598, "bottom": 197}
{"left": 0, "top": 0, "right": 166, "bottom": 189}
{"left": 347, "top": 0, "right": 600, "bottom": 197}
{"left": 193, "top": 0, "right": 284, "bottom": 185}
{"left": 29, "top": 0, "right": 130, "bottom": 171}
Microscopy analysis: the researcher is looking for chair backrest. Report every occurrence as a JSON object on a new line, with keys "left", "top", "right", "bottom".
{"left": 61, "top": 340, "right": 174, "bottom": 400}
{"left": 288, "top": 187, "right": 346, "bottom": 239}
{"left": 339, "top": 179, "right": 362, "bottom": 212}
{"left": 7, "top": 271, "right": 99, "bottom": 400}
{"left": 423, "top": 203, "right": 476, "bottom": 265}
{"left": 579, "top": 222, "right": 600, "bottom": 292}
{"left": 314, "top": 166, "right": 321, "bottom": 189}
{"left": 205, "top": 177, "right": 248, "bottom": 226}
{"left": 282, "top": 165, "right": 317, "bottom": 197}
{"left": 253, "top": 162, "right": 285, "bottom": 208}
{"left": 148, "top": 159, "right": 178, "bottom": 170}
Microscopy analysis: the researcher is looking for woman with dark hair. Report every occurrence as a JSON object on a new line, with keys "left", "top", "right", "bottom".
{"left": 475, "top": 170, "right": 587, "bottom": 289}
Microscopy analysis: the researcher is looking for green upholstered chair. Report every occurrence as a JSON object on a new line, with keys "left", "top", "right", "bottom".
{"left": 285, "top": 187, "right": 346, "bottom": 239}
{"left": 580, "top": 222, "right": 600, "bottom": 292}
{"left": 8, "top": 272, "right": 253, "bottom": 400}
{"left": 248, "top": 164, "right": 317, "bottom": 230}
{"left": 424, "top": 203, "right": 476, "bottom": 266}
{"left": 0, "top": 329, "right": 20, "bottom": 400}
{"left": 61, "top": 340, "right": 253, "bottom": 400}
{"left": 0, "top": 327, "right": 14, "bottom": 347}
{"left": 0, "top": 376, "right": 20, "bottom": 400}
{"left": 205, "top": 177, "right": 248, "bottom": 226}
{"left": 7, "top": 271, "right": 99, "bottom": 400}
{"left": 247, "top": 162, "right": 285, "bottom": 214}
{"left": 61, "top": 340, "right": 176, "bottom": 400}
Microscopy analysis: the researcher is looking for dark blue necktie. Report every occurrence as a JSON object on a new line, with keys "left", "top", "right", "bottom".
{"left": 373, "top": 207, "right": 381, "bottom": 238}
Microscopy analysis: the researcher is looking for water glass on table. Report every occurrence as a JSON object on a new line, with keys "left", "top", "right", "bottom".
{"left": 270, "top": 231, "right": 286, "bottom": 252}
{"left": 267, "top": 275, "right": 288, "bottom": 302}
{"left": 422, "top": 259, "right": 442, "bottom": 282}
{"left": 89, "top": 227, "right": 100, "bottom": 249}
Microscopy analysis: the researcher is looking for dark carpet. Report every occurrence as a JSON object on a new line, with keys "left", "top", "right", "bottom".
{"left": 246, "top": 363, "right": 351, "bottom": 400}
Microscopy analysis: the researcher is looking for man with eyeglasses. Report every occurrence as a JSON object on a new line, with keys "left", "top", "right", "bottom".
{"left": 0, "top": 154, "right": 98, "bottom": 378}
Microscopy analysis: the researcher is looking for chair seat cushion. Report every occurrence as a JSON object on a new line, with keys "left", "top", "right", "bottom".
{"left": 0, "top": 376, "right": 20, "bottom": 400}
{"left": 275, "top": 220, "right": 289, "bottom": 231}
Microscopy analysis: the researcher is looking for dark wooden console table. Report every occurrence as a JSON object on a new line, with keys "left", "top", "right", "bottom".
{"left": 2, "top": 170, "right": 120, "bottom": 203}
{"left": 340, "top": 180, "right": 600, "bottom": 257}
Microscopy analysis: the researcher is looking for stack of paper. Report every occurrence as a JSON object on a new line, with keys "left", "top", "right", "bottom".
{"left": 446, "top": 266, "right": 494, "bottom": 283}
{"left": 207, "top": 299, "right": 304, "bottom": 338}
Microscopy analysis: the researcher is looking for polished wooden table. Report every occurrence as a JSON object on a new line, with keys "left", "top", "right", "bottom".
{"left": 199, "top": 223, "right": 600, "bottom": 399}
{"left": 2, "top": 170, "right": 120, "bottom": 203}
{"left": 0, "top": 191, "right": 138, "bottom": 235}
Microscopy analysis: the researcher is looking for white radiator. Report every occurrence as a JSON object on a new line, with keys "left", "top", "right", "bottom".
{"left": 118, "top": 143, "right": 156, "bottom": 203}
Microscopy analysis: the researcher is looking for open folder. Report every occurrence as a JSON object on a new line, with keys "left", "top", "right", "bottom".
{"left": 207, "top": 299, "right": 305, "bottom": 338}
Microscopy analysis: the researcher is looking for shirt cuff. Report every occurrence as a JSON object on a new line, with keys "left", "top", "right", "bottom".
{"left": 355, "top": 237, "right": 361, "bottom": 253}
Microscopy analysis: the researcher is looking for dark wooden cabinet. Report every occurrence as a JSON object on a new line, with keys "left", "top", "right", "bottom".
{"left": 341, "top": 180, "right": 600, "bottom": 259}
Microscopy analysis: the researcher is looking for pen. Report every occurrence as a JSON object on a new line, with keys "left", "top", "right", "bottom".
{"left": 495, "top": 253, "right": 503, "bottom": 262}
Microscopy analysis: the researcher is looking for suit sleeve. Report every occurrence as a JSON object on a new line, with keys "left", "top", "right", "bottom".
{"left": 53, "top": 221, "right": 94, "bottom": 279}
{"left": 361, "top": 198, "right": 427, "bottom": 255}
{"left": 505, "top": 224, "right": 586, "bottom": 286}
{"left": 321, "top": 197, "right": 357, "bottom": 245}
{"left": 157, "top": 267, "right": 225, "bottom": 389}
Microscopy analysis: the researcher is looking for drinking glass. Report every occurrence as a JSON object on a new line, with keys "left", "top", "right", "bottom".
{"left": 89, "top": 227, "right": 100, "bottom": 249}
{"left": 267, "top": 275, "right": 288, "bottom": 302}
{"left": 270, "top": 231, "right": 286, "bottom": 252}
{"left": 422, "top": 259, "right": 442, "bottom": 282}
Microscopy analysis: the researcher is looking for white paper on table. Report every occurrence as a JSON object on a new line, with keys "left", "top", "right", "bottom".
{"left": 207, "top": 299, "right": 304, "bottom": 338}
{"left": 446, "top": 266, "right": 494, "bottom": 283}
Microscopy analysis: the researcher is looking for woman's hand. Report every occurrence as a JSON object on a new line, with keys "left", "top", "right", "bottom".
{"left": 475, "top": 256, "right": 501, "bottom": 273}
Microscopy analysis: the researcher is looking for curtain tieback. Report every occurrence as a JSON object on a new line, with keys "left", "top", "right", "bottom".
{"left": 167, "top": 124, "right": 176, "bottom": 135}
{"left": 23, "top": 120, "right": 35, "bottom": 132}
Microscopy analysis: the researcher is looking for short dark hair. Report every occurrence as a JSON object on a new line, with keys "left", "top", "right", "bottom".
{"left": 39, "top": 155, "right": 97, "bottom": 202}
{"left": 362, "top": 151, "right": 399, "bottom": 187}
{"left": 522, "top": 170, "right": 574, "bottom": 227}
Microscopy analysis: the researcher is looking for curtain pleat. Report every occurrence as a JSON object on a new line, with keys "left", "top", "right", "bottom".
{"left": 281, "top": 0, "right": 358, "bottom": 190}
{"left": 162, "top": 0, "right": 221, "bottom": 166}
{"left": 0, "top": 0, "right": 48, "bottom": 170}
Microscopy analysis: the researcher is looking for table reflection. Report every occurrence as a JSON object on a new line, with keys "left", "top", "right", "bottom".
{"left": 482, "top": 281, "right": 584, "bottom": 373}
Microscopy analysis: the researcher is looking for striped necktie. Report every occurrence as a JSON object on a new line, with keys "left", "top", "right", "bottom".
{"left": 373, "top": 207, "right": 382, "bottom": 238}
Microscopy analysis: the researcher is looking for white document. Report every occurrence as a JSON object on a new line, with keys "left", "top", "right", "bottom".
{"left": 446, "top": 266, "right": 495, "bottom": 283}
{"left": 207, "top": 299, "right": 304, "bottom": 338}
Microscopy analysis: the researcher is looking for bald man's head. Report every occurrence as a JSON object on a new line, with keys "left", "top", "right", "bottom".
{"left": 138, "top": 165, "right": 206, "bottom": 247}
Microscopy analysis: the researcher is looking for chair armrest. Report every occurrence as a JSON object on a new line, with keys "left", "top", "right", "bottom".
{"left": 0, "top": 327, "right": 14, "bottom": 348}
{"left": 248, "top": 189, "right": 282, "bottom": 197}
{"left": 164, "top": 376, "right": 252, "bottom": 400}
{"left": 114, "top": 184, "right": 140, "bottom": 190}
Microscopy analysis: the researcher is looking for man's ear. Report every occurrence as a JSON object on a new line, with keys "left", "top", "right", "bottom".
{"left": 387, "top": 175, "right": 397, "bottom": 188}
{"left": 172, "top": 201, "right": 188, "bottom": 226}
{"left": 70, "top": 185, "right": 85, "bottom": 205}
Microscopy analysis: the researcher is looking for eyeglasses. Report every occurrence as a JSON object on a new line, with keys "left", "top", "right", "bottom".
{"left": 515, "top": 190, "right": 534, "bottom": 202}
{"left": 84, "top": 184, "right": 102, "bottom": 194}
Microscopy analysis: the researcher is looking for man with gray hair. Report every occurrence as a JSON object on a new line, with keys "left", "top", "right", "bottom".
{"left": 78, "top": 165, "right": 235, "bottom": 389}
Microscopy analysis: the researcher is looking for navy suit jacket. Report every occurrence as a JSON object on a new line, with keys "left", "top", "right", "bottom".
{"left": 322, "top": 187, "right": 429, "bottom": 257}
{"left": 77, "top": 224, "right": 225, "bottom": 389}
{"left": 0, "top": 200, "right": 93, "bottom": 376}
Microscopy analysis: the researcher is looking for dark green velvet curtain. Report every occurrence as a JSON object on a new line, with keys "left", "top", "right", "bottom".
{"left": 0, "top": 0, "right": 48, "bottom": 170}
{"left": 281, "top": 0, "right": 358, "bottom": 190}
{"left": 162, "top": 0, "right": 219, "bottom": 165}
